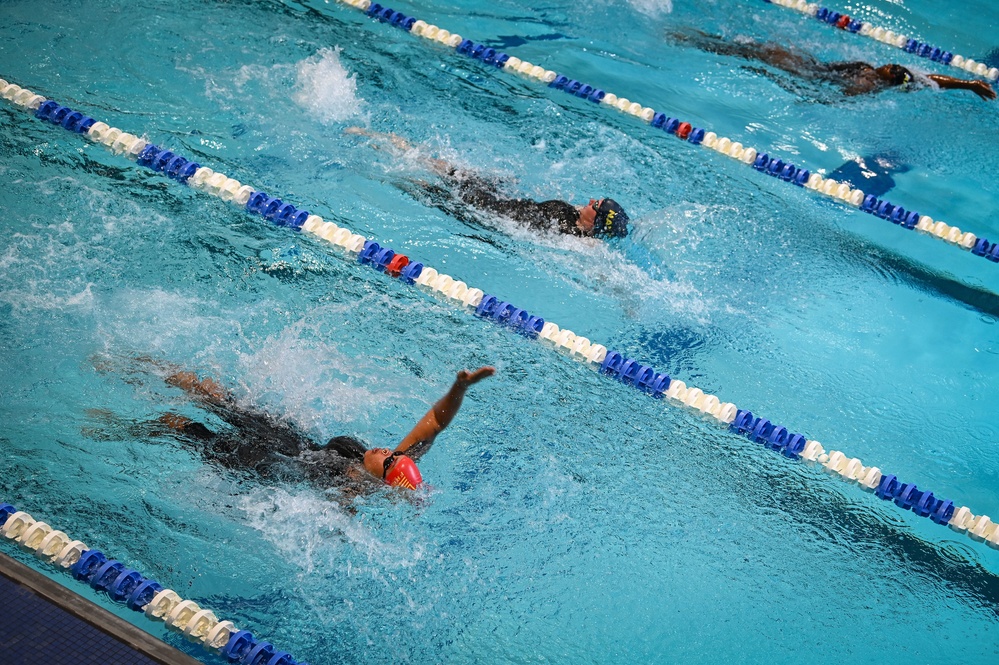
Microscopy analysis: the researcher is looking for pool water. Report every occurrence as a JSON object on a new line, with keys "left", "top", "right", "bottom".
{"left": 2, "top": 0, "right": 999, "bottom": 662}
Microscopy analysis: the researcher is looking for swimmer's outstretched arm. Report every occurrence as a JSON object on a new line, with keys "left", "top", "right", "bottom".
{"left": 395, "top": 366, "right": 496, "bottom": 460}
{"left": 926, "top": 74, "right": 997, "bottom": 100}
{"left": 344, "top": 126, "right": 453, "bottom": 176}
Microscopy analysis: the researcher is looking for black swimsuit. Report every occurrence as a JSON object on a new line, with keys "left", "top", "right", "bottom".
{"left": 175, "top": 399, "right": 353, "bottom": 488}
{"left": 816, "top": 61, "right": 913, "bottom": 95}
{"left": 423, "top": 170, "right": 583, "bottom": 236}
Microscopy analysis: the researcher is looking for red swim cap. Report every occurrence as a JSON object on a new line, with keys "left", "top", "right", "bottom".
{"left": 384, "top": 455, "right": 423, "bottom": 490}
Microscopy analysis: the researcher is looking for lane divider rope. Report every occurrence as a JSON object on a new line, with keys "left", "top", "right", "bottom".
{"left": 764, "top": 0, "right": 999, "bottom": 82}
{"left": 0, "top": 502, "right": 311, "bottom": 665}
{"left": 320, "top": 1, "right": 999, "bottom": 268}
{"left": 3, "top": 78, "right": 998, "bottom": 553}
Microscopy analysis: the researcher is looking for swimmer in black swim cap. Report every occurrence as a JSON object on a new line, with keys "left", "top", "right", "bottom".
{"left": 346, "top": 127, "right": 631, "bottom": 241}
{"left": 581, "top": 198, "right": 630, "bottom": 238}
{"left": 672, "top": 30, "right": 997, "bottom": 100}
{"left": 878, "top": 64, "right": 913, "bottom": 87}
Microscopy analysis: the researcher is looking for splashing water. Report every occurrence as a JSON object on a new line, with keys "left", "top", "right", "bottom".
{"left": 293, "top": 47, "right": 363, "bottom": 124}
{"left": 236, "top": 311, "right": 408, "bottom": 436}
{"left": 622, "top": 0, "right": 673, "bottom": 17}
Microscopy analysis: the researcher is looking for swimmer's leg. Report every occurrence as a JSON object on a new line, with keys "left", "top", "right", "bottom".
{"left": 80, "top": 409, "right": 216, "bottom": 443}
{"left": 162, "top": 415, "right": 217, "bottom": 443}
{"left": 670, "top": 29, "right": 761, "bottom": 59}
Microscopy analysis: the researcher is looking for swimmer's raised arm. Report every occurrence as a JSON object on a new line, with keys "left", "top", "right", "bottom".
{"left": 926, "top": 74, "right": 997, "bottom": 100}
{"left": 396, "top": 366, "right": 496, "bottom": 460}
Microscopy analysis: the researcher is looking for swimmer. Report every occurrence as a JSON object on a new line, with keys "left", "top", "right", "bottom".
{"left": 345, "top": 127, "right": 630, "bottom": 239}
{"left": 138, "top": 362, "right": 495, "bottom": 493}
{"left": 672, "top": 30, "right": 997, "bottom": 100}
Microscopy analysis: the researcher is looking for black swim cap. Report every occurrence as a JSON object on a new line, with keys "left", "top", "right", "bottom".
{"left": 593, "top": 198, "right": 629, "bottom": 238}
{"left": 885, "top": 64, "right": 912, "bottom": 86}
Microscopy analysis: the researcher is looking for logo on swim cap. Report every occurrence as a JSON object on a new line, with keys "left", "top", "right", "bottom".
{"left": 593, "top": 199, "right": 630, "bottom": 238}
{"left": 384, "top": 455, "right": 423, "bottom": 490}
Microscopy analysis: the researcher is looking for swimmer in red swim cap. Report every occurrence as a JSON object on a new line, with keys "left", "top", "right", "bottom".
{"left": 98, "top": 356, "right": 495, "bottom": 496}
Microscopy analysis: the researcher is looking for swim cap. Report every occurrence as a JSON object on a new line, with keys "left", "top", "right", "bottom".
{"left": 885, "top": 64, "right": 912, "bottom": 86}
{"left": 384, "top": 454, "right": 423, "bottom": 490}
{"left": 593, "top": 198, "right": 630, "bottom": 238}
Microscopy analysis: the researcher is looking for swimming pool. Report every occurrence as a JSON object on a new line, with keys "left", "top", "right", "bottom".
{"left": 2, "top": 0, "right": 999, "bottom": 662}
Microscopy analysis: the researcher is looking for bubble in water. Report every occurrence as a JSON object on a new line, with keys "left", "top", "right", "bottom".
{"left": 293, "top": 47, "right": 363, "bottom": 124}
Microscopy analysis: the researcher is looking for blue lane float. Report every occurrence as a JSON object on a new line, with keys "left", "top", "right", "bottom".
{"left": 3, "top": 76, "right": 998, "bottom": 552}
{"left": 0, "top": 502, "right": 312, "bottom": 665}
{"left": 35, "top": 99, "right": 96, "bottom": 134}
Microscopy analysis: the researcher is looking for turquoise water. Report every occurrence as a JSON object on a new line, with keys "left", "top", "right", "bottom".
{"left": 2, "top": 0, "right": 999, "bottom": 662}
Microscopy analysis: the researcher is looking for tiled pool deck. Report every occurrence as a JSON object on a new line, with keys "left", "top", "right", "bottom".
{"left": 1, "top": 551, "right": 204, "bottom": 665}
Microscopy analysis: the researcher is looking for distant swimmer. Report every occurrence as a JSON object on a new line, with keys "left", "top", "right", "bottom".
{"left": 111, "top": 359, "right": 495, "bottom": 494}
{"left": 346, "top": 127, "right": 631, "bottom": 239}
{"left": 672, "top": 30, "right": 997, "bottom": 100}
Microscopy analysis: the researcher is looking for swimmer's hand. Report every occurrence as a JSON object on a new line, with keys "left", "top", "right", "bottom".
{"left": 971, "top": 80, "right": 997, "bottom": 101}
{"left": 456, "top": 366, "right": 496, "bottom": 388}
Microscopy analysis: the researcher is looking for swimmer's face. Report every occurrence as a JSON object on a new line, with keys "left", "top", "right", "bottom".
{"left": 576, "top": 198, "right": 604, "bottom": 235}
{"left": 363, "top": 447, "right": 394, "bottom": 478}
{"left": 875, "top": 64, "right": 911, "bottom": 86}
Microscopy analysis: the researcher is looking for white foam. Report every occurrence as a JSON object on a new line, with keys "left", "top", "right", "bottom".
{"left": 238, "top": 486, "right": 426, "bottom": 574}
{"left": 235, "top": 308, "right": 411, "bottom": 434}
{"left": 293, "top": 47, "right": 363, "bottom": 124}
{"left": 623, "top": 0, "right": 673, "bottom": 17}
{"left": 0, "top": 180, "right": 159, "bottom": 314}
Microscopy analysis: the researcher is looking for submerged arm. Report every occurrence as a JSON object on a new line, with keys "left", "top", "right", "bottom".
{"left": 672, "top": 30, "right": 817, "bottom": 76}
{"left": 927, "top": 74, "right": 996, "bottom": 100}
{"left": 395, "top": 367, "right": 496, "bottom": 460}
{"left": 344, "top": 126, "right": 454, "bottom": 176}
{"left": 166, "top": 371, "right": 231, "bottom": 404}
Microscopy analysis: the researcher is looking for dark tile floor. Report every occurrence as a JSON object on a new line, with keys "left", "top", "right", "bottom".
{"left": 2, "top": 572, "right": 164, "bottom": 665}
